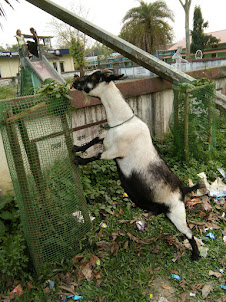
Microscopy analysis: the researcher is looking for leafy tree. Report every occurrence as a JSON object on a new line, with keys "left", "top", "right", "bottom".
{"left": 119, "top": 0, "right": 174, "bottom": 54}
{"left": 86, "top": 42, "right": 113, "bottom": 57}
{"left": 70, "top": 36, "right": 85, "bottom": 76}
{"left": 178, "top": 0, "right": 192, "bottom": 59}
{"left": 190, "top": 5, "right": 220, "bottom": 54}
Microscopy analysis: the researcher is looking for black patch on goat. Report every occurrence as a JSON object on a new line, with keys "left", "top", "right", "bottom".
{"left": 115, "top": 161, "right": 170, "bottom": 215}
{"left": 148, "top": 161, "right": 183, "bottom": 194}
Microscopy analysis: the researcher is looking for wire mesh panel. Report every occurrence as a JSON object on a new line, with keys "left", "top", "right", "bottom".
{"left": 0, "top": 95, "right": 91, "bottom": 272}
{"left": 171, "top": 81, "right": 216, "bottom": 161}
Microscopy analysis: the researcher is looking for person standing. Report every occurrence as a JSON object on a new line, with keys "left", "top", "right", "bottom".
{"left": 27, "top": 27, "right": 39, "bottom": 57}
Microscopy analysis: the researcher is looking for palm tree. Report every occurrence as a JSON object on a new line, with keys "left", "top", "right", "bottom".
{"left": 0, "top": 0, "right": 17, "bottom": 25}
{"left": 120, "top": 0, "right": 174, "bottom": 54}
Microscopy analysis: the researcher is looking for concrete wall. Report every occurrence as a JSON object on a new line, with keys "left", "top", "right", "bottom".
{"left": 0, "top": 66, "right": 226, "bottom": 193}
{"left": 0, "top": 57, "right": 19, "bottom": 78}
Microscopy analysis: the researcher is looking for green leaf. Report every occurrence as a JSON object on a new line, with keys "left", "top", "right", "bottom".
{"left": 0, "top": 211, "right": 14, "bottom": 220}
{"left": 0, "top": 220, "right": 6, "bottom": 236}
{"left": 71, "top": 106, "right": 77, "bottom": 113}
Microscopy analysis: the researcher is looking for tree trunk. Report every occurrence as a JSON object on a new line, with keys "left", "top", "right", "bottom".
{"left": 185, "top": 2, "right": 190, "bottom": 60}
{"left": 79, "top": 64, "right": 85, "bottom": 77}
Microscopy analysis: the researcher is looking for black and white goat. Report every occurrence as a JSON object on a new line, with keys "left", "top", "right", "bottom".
{"left": 72, "top": 69, "right": 201, "bottom": 260}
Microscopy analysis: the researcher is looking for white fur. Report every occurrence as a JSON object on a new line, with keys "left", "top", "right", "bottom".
{"left": 88, "top": 79, "right": 194, "bottom": 241}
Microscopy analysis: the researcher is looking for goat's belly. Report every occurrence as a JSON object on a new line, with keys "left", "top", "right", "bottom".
{"left": 115, "top": 162, "right": 170, "bottom": 215}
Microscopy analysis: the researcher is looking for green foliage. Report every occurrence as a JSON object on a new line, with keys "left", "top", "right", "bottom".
{"left": 190, "top": 5, "right": 220, "bottom": 53}
{"left": 80, "top": 160, "right": 128, "bottom": 216}
{"left": 85, "top": 41, "right": 114, "bottom": 57}
{"left": 37, "top": 78, "right": 74, "bottom": 115}
{"left": 120, "top": 0, "right": 174, "bottom": 54}
{"left": 0, "top": 193, "right": 29, "bottom": 278}
{"left": 70, "top": 36, "right": 85, "bottom": 68}
{"left": 172, "top": 79, "right": 216, "bottom": 162}
{"left": 0, "top": 85, "right": 17, "bottom": 99}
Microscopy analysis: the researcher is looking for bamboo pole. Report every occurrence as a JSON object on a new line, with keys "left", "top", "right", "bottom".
{"left": 4, "top": 112, "right": 41, "bottom": 271}
{"left": 6, "top": 102, "right": 47, "bottom": 123}
{"left": 17, "top": 119, "right": 48, "bottom": 205}
{"left": 60, "top": 112, "right": 91, "bottom": 229}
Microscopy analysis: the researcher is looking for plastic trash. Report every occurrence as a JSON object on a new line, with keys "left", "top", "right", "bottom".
{"left": 99, "top": 222, "right": 108, "bottom": 228}
{"left": 136, "top": 220, "right": 145, "bottom": 231}
{"left": 220, "top": 285, "right": 226, "bottom": 290}
{"left": 48, "top": 280, "right": 55, "bottom": 289}
{"left": 217, "top": 167, "right": 226, "bottom": 178}
{"left": 9, "top": 284, "right": 24, "bottom": 298}
{"left": 172, "top": 274, "right": 182, "bottom": 280}
{"left": 189, "top": 292, "right": 196, "bottom": 297}
{"left": 206, "top": 232, "right": 215, "bottom": 240}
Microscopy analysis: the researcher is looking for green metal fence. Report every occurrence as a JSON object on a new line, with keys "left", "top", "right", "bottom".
{"left": 0, "top": 94, "right": 91, "bottom": 272}
{"left": 171, "top": 81, "right": 216, "bottom": 161}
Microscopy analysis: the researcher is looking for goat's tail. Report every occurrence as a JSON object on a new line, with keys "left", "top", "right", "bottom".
{"left": 182, "top": 181, "right": 207, "bottom": 196}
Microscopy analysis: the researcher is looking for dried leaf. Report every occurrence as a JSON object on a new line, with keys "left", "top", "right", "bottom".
{"left": 59, "top": 285, "right": 76, "bottom": 295}
{"left": 72, "top": 255, "right": 84, "bottom": 265}
{"left": 89, "top": 255, "right": 99, "bottom": 268}
{"left": 111, "top": 232, "right": 118, "bottom": 241}
{"left": 123, "top": 240, "right": 129, "bottom": 250}
{"left": 94, "top": 271, "right": 101, "bottom": 279}
{"left": 161, "top": 284, "right": 172, "bottom": 290}
{"left": 202, "top": 281, "right": 214, "bottom": 298}
{"left": 179, "top": 279, "right": 187, "bottom": 291}
{"left": 59, "top": 272, "right": 74, "bottom": 285}
{"left": 127, "top": 232, "right": 160, "bottom": 244}
{"left": 170, "top": 269, "right": 179, "bottom": 275}
{"left": 26, "top": 281, "right": 34, "bottom": 291}
{"left": 81, "top": 264, "right": 93, "bottom": 282}
{"left": 110, "top": 241, "right": 119, "bottom": 255}
{"left": 208, "top": 270, "right": 222, "bottom": 278}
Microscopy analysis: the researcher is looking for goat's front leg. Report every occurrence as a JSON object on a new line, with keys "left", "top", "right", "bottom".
{"left": 100, "top": 147, "right": 124, "bottom": 160}
{"left": 73, "top": 153, "right": 101, "bottom": 165}
{"left": 72, "top": 137, "right": 104, "bottom": 153}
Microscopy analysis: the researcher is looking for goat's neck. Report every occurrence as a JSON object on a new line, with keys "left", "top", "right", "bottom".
{"left": 99, "top": 83, "right": 133, "bottom": 127}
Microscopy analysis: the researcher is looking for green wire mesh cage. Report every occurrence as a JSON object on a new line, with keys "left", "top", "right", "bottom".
{"left": 0, "top": 94, "right": 91, "bottom": 272}
{"left": 171, "top": 81, "right": 216, "bottom": 161}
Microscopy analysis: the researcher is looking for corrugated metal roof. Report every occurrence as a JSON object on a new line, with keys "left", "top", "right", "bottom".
{"left": 168, "top": 29, "right": 226, "bottom": 51}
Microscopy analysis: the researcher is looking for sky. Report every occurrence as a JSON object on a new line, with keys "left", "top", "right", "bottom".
{"left": 0, "top": 0, "right": 226, "bottom": 49}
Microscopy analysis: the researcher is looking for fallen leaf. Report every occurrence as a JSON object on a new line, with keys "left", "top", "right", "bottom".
{"left": 89, "top": 255, "right": 100, "bottom": 268}
{"left": 161, "top": 284, "right": 172, "bottom": 290}
{"left": 208, "top": 270, "right": 222, "bottom": 278}
{"left": 179, "top": 280, "right": 187, "bottom": 291}
{"left": 59, "top": 285, "right": 76, "bottom": 295}
{"left": 94, "top": 271, "right": 101, "bottom": 279}
{"left": 202, "top": 281, "right": 214, "bottom": 299}
{"left": 170, "top": 269, "right": 179, "bottom": 275}
{"left": 81, "top": 264, "right": 93, "bottom": 282}
{"left": 123, "top": 240, "right": 129, "bottom": 250}
{"left": 27, "top": 281, "right": 34, "bottom": 290}
{"left": 59, "top": 272, "right": 74, "bottom": 285}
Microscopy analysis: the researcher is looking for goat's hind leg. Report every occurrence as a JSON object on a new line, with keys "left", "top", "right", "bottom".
{"left": 72, "top": 137, "right": 104, "bottom": 153}
{"left": 166, "top": 203, "right": 200, "bottom": 261}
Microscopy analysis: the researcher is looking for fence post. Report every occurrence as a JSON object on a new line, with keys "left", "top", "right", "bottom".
{"left": 184, "top": 90, "right": 189, "bottom": 162}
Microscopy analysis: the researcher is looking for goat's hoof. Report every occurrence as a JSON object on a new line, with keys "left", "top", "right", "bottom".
{"left": 191, "top": 252, "right": 200, "bottom": 261}
{"left": 72, "top": 145, "right": 80, "bottom": 153}
{"left": 93, "top": 137, "right": 103, "bottom": 144}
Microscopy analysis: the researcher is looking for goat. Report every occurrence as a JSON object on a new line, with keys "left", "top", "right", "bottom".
{"left": 72, "top": 69, "right": 201, "bottom": 260}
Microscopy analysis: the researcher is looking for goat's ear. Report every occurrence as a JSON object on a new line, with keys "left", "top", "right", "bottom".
{"left": 102, "top": 73, "right": 124, "bottom": 83}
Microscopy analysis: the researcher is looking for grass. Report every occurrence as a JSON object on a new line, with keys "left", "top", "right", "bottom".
{"left": 0, "top": 85, "right": 17, "bottom": 99}
{"left": 0, "top": 107, "right": 225, "bottom": 301}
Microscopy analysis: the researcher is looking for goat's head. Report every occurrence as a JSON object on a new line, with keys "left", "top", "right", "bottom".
{"left": 72, "top": 69, "right": 124, "bottom": 97}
